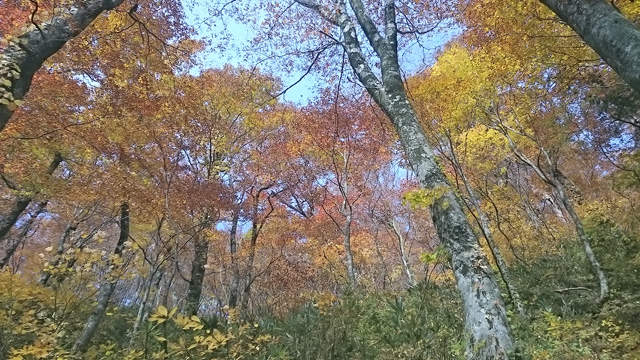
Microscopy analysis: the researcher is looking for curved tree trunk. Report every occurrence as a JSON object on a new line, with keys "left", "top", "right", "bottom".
{"left": 540, "top": 0, "right": 640, "bottom": 93}
{"left": 73, "top": 202, "right": 129, "bottom": 354}
{"left": 293, "top": 0, "right": 515, "bottom": 357}
{"left": 0, "top": 0, "right": 125, "bottom": 131}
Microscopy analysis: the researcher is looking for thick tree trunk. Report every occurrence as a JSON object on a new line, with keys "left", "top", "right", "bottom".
{"left": 443, "top": 136, "right": 524, "bottom": 315}
{"left": 0, "top": 196, "right": 32, "bottom": 243}
{"left": 228, "top": 211, "right": 241, "bottom": 308}
{"left": 0, "top": 153, "right": 62, "bottom": 243}
{"left": 453, "top": 160, "right": 524, "bottom": 315}
{"left": 293, "top": 0, "right": 515, "bottom": 356}
{"left": 73, "top": 203, "right": 129, "bottom": 354}
{"left": 0, "top": 0, "right": 125, "bottom": 131}
{"left": 0, "top": 200, "right": 48, "bottom": 269}
{"left": 540, "top": 0, "right": 640, "bottom": 93}
{"left": 385, "top": 93, "right": 514, "bottom": 358}
{"left": 185, "top": 234, "right": 209, "bottom": 316}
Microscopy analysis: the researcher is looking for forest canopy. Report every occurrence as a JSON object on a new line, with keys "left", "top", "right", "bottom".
{"left": 0, "top": 0, "right": 639, "bottom": 359}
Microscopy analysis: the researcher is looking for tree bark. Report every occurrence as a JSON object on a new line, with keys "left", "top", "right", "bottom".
{"left": 540, "top": 0, "right": 640, "bottom": 93}
{"left": 446, "top": 139, "right": 524, "bottom": 315}
{"left": 293, "top": 0, "right": 515, "bottom": 357}
{"left": 0, "top": 200, "right": 48, "bottom": 269}
{"left": 388, "top": 219, "right": 415, "bottom": 287}
{"left": 185, "top": 233, "right": 209, "bottom": 316}
{"left": 0, "top": 0, "right": 125, "bottom": 132}
{"left": 228, "top": 210, "right": 241, "bottom": 308}
{"left": 554, "top": 170, "right": 609, "bottom": 302}
{"left": 73, "top": 202, "right": 129, "bottom": 354}
{"left": 38, "top": 220, "right": 76, "bottom": 286}
{"left": 0, "top": 153, "right": 62, "bottom": 243}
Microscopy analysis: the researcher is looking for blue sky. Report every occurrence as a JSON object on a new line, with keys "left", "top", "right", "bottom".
{"left": 184, "top": 1, "right": 459, "bottom": 105}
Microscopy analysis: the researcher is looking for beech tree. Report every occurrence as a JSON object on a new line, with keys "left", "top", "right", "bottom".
{"left": 0, "top": 0, "right": 127, "bottom": 132}
{"left": 286, "top": 0, "right": 515, "bottom": 357}
{"left": 540, "top": 0, "right": 640, "bottom": 93}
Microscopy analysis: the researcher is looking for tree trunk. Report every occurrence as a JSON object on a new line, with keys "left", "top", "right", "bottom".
{"left": 0, "top": 200, "right": 48, "bottom": 269}
{"left": 450, "top": 152, "right": 525, "bottom": 316}
{"left": 342, "top": 211, "right": 357, "bottom": 287}
{"left": 0, "top": 153, "right": 62, "bottom": 243}
{"left": 185, "top": 233, "right": 209, "bottom": 316}
{"left": 553, "top": 171, "right": 609, "bottom": 302}
{"left": 38, "top": 221, "right": 76, "bottom": 286}
{"left": 387, "top": 95, "right": 514, "bottom": 358}
{"left": 73, "top": 202, "right": 129, "bottom": 354}
{"left": 130, "top": 268, "right": 162, "bottom": 342}
{"left": 293, "top": 0, "right": 515, "bottom": 357}
{"left": 228, "top": 211, "right": 241, "bottom": 308}
{"left": 0, "top": 0, "right": 125, "bottom": 132}
{"left": 389, "top": 219, "right": 415, "bottom": 287}
{"left": 540, "top": 0, "right": 640, "bottom": 93}
{"left": 499, "top": 129, "right": 609, "bottom": 303}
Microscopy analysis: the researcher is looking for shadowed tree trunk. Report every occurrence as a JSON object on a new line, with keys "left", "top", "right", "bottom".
{"left": 185, "top": 232, "right": 209, "bottom": 316}
{"left": 293, "top": 0, "right": 514, "bottom": 357}
{"left": 0, "top": 0, "right": 126, "bottom": 131}
{"left": 0, "top": 200, "right": 48, "bottom": 269}
{"left": 228, "top": 210, "right": 241, "bottom": 308}
{"left": 73, "top": 202, "right": 130, "bottom": 354}
{"left": 0, "top": 153, "right": 62, "bottom": 243}
{"left": 241, "top": 186, "right": 274, "bottom": 312}
{"left": 540, "top": 0, "right": 640, "bottom": 93}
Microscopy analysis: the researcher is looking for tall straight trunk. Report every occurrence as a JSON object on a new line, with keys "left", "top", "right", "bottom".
{"left": 185, "top": 234, "right": 209, "bottom": 316}
{"left": 294, "top": 0, "right": 515, "bottom": 357}
{"left": 0, "top": 200, "right": 48, "bottom": 269}
{"left": 0, "top": 153, "right": 62, "bottom": 243}
{"left": 73, "top": 203, "right": 129, "bottom": 354}
{"left": 0, "top": 0, "right": 125, "bottom": 131}
{"left": 389, "top": 219, "right": 415, "bottom": 287}
{"left": 242, "top": 223, "right": 259, "bottom": 312}
{"left": 292, "top": 1, "right": 513, "bottom": 357}
{"left": 540, "top": 0, "right": 640, "bottom": 93}
{"left": 241, "top": 187, "right": 274, "bottom": 312}
{"left": 342, "top": 211, "right": 357, "bottom": 287}
{"left": 228, "top": 211, "right": 241, "bottom": 308}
